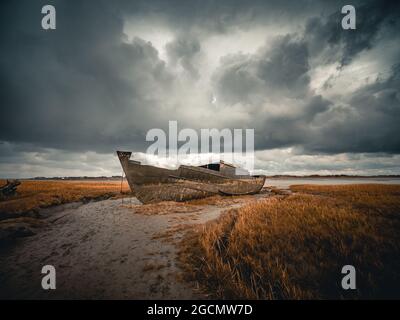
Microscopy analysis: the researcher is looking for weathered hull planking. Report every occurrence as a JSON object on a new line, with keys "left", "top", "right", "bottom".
{"left": 117, "top": 151, "right": 266, "bottom": 204}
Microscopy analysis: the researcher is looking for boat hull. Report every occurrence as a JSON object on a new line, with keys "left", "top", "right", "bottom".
{"left": 117, "top": 151, "right": 266, "bottom": 204}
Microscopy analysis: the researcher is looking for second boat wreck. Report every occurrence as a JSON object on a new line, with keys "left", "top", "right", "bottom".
{"left": 117, "top": 151, "right": 266, "bottom": 204}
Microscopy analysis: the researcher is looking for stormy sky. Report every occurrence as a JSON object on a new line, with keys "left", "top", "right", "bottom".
{"left": 1, "top": 0, "right": 400, "bottom": 177}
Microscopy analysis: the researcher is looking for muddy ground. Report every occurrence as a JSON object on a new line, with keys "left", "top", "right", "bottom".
{"left": 0, "top": 193, "right": 269, "bottom": 299}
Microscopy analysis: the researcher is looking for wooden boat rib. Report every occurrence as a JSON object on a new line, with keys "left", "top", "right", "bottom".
{"left": 117, "top": 151, "right": 266, "bottom": 204}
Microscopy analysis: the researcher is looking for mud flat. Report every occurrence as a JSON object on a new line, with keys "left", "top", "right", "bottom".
{"left": 0, "top": 193, "right": 269, "bottom": 299}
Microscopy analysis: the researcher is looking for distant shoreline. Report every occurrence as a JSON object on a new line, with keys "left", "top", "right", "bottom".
{"left": 2, "top": 175, "right": 400, "bottom": 181}
{"left": 266, "top": 175, "right": 400, "bottom": 179}
{"left": 1, "top": 176, "right": 124, "bottom": 181}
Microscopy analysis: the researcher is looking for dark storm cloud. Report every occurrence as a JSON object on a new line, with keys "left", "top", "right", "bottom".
{"left": 249, "top": 61, "right": 400, "bottom": 154}
{"left": 120, "top": 0, "right": 336, "bottom": 34}
{"left": 309, "top": 63, "right": 400, "bottom": 153}
{"left": 209, "top": 1, "right": 400, "bottom": 154}
{"left": 305, "top": 0, "right": 400, "bottom": 66}
{"left": 252, "top": 95, "right": 334, "bottom": 150}
{"left": 0, "top": 0, "right": 400, "bottom": 177}
{"left": 211, "top": 34, "right": 332, "bottom": 150}
{"left": 213, "top": 34, "right": 311, "bottom": 106}
{"left": 256, "top": 35, "right": 310, "bottom": 95}
{"left": 0, "top": 0, "right": 175, "bottom": 153}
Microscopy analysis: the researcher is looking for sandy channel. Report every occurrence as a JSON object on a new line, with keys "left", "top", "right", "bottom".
{"left": 0, "top": 194, "right": 268, "bottom": 299}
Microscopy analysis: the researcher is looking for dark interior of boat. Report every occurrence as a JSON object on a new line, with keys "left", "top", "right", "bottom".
{"left": 198, "top": 163, "right": 220, "bottom": 171}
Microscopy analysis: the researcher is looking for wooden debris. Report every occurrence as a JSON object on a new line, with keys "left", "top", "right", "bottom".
{"left": 0, "top": 179, "right": 21, "bottom": 199}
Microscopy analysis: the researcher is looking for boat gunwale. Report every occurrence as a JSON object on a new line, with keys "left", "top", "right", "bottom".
{"left": 125, "top": 159, "right": 265, "bottom": 181}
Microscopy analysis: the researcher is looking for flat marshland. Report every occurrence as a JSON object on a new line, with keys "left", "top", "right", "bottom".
{"left": 179, "top": 184, "right": 400, "bottom": 299}
{"left": 1, "top": 180, "right": 399, "bottom": 299}
{"left": 0, "top": 179, "right": 130, "bottom": 217}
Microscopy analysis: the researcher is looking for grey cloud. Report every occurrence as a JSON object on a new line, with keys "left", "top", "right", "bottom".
{"left": 310, "top": 64, "right": 400, "bottom": 153}
{"left": 0, "top": 0, "right": 175, "bottom": 153}
{"left": 213, "top": 35, "right": 311, "bottom": 106}
{"left": 213, "top": 53, "right": 262, "bottom": 105}
{"left": 253, "top": 95, "right": 333, "bottom": 150}
{"left": 212, "top": 25, "right": 400, "bottom": 155}
{"left": 0, "top": 142, "right": 121, "bottom": 178}
{"left": 255, "top": 149, "right": 400, "bottom": 175}
{"left": 212, "top": 34, "right": 329, "bottom": 150}
{"left": 166, "top": 35, "right": 201, "bottom": 79}
{"left": 120, "top": 0, "right": 334, "bottom": 35}
{"left": 256, "top": 35, "right": 310, "bottom": 96}
{"left": 305, "top": 0, "right": 400, "bottom": 66}
{"left": 254, "top": 65, "right": 400, "bottom": 154}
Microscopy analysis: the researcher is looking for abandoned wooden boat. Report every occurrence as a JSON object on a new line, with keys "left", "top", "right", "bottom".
{"left": 117, "top": 151, "right": 266, "bottom": 204}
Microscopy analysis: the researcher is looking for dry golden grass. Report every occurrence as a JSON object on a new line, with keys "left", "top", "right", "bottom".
{"left": 179, "top": 184, "right": 400, "bottom": 299}
{"left": 0, "top": 179, "right": 130, "bottom": 216}
{"left": 266, "top": 186, "right": 292, "bottom": 195}
{"left": 291, "top": 184, "right": 400, "bottom": 218}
